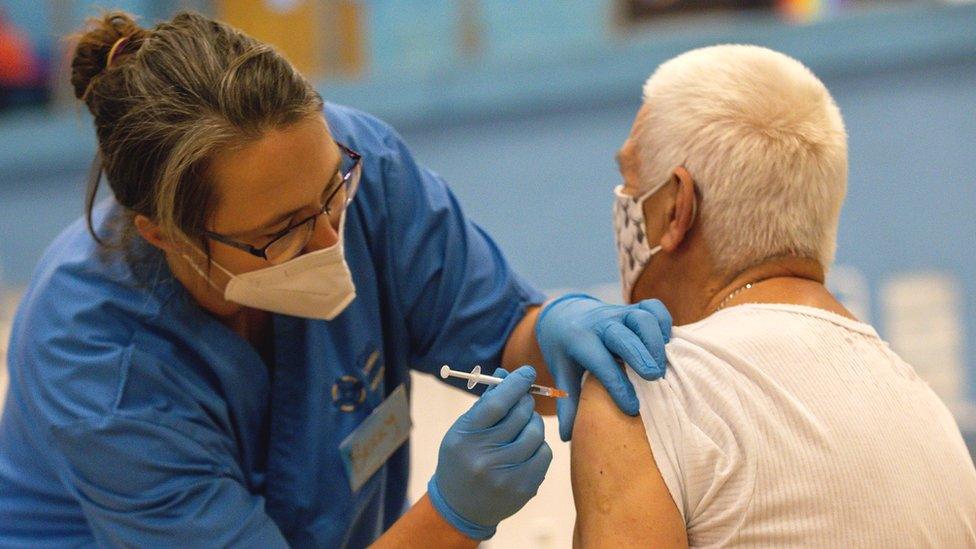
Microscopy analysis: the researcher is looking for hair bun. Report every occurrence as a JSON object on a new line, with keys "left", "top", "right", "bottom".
{"left": 70, "top": 11, "right": 148, "bottom": 101}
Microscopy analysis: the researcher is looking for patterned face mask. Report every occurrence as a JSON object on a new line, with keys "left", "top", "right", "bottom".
{"left": 612, "top": 180, "right": 669, "bottom": 302}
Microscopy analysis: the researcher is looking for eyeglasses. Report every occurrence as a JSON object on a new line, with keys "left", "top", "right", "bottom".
{"left": 203, "top": 142, "right": 362, "bottom": 264}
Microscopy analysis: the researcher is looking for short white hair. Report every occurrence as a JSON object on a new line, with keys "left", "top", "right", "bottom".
{"left": 637, "top": 44, "right": 848, "bottom": 275}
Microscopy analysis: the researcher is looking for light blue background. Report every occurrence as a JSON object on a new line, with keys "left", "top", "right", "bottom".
{"left": 0, "top": 2, "right": 973, "bottom": 396}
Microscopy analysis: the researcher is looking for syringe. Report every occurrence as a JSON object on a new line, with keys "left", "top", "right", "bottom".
{"left": 439, "top": 365, "right": 568, "bottom": 398}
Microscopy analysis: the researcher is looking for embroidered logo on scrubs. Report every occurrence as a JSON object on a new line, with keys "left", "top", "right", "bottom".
{"left": 332, "top": 375, "right": 366, "bottom": 412}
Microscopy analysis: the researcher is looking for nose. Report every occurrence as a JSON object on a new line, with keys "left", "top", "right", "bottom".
{"left": 303, "top": 214, "right": 340, "bottom": 252}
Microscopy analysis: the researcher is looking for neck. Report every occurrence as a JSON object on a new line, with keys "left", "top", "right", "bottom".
{"left": 702, "top": 257, "right": 824, "bottom": 315}
{"left": 637, "top": 256, "right": 854, "bottom": 326}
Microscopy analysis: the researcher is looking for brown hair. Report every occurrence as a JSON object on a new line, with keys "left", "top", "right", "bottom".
{"left": 70, "top": 11, "right": 324, "bottom": 249}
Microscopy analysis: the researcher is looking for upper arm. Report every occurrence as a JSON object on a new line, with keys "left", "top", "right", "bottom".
{"left": 571, "top": 375, "right": 687, "bottom": 548}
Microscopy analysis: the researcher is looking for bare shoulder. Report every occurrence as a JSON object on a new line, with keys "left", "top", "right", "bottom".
{"left": 571, "top": 375, "right": 687, "bottom": 549}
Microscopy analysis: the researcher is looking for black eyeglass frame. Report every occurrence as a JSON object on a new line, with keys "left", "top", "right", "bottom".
{"left": 202, "top": 142, "right": 362, "bottom": 262}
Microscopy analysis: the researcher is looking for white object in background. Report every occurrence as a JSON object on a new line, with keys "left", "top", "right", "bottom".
{"left": 881, "top": 271, "right": 967, "bottom": 404}
{"left": 264, "top": 0, "right": 304, "bottom": 14}
{"left": 407, "top": 371, "right": 576, "bottom": 548}
{"left": 0, "top": 288, "right": 20, "bottom": 418}
{"left": 0, "top": 258, "right": 6, "bottom": 415}
{"left": 587, "top": 282, "right": 624, "bottom": 305}
{"left": 544, "top": 282, "right": 624, "bottom": 306}
{"left": 826, "top": 264, "right": 871, "bottom": 323}
{"left": 949, "top": 401, "right": 976, "bottom": 434}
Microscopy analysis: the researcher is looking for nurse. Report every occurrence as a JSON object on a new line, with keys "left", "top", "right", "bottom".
{"left": 0, "top": 11, "right": 670, "bottom": 547}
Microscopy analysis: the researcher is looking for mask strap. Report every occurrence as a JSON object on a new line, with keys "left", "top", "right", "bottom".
{"left": 179, "top": 238, "right": 235, "bottom": 293}
{"left": 180, "top": 254, "right": 226, "bottom": 293}
{"left": 633, "top": 177, "right": 671, "bottom": 204}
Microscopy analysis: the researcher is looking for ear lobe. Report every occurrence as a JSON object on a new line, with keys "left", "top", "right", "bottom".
{"left": 133, "top": 214, "right": 174, "bottom": 252}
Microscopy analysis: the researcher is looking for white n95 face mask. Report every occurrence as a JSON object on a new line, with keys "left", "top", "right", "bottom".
{"left": 612, "top": 181, "right": 667, "bottom": 303}
{"left": 184, "top": 215, "right": 357, "bottom": 320}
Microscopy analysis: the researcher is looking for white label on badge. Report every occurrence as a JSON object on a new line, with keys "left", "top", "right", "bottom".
{"left": 339, "top": 384, "right": 412, "bottom": 492}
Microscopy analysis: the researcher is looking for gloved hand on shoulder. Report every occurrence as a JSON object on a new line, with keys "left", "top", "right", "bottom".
{"left": 536, "top": 293, "right": 672, "bottom": 441}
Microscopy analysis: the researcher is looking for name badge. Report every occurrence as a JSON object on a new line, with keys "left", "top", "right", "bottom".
{"left": 339, "top": 383, "right": 412, "bottom": 492}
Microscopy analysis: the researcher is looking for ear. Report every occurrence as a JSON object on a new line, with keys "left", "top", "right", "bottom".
{"left": 659, "top": 166, "right": 697, "bottom": 253}
{"left": 134, "top": 214, "right": 175, "bottom": 252}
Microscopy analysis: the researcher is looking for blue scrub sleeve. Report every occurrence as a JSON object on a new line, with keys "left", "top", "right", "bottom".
{"left": 49, "top": 414, "right": 288, "bottom": 548}
{"left": 380, "top": 134, "right": 546, "bottom": 375}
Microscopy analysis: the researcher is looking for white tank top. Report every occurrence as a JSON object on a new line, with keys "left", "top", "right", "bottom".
{"left": 629, "top": 303, "right": 976, "bottom": 547}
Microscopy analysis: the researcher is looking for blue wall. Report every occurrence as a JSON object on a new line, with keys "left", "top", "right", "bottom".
{"left": 1, "top": 1, "right": 176, "bottom": 39}
{"left": 0, "top": 3, "right": 973, "bottom": 395}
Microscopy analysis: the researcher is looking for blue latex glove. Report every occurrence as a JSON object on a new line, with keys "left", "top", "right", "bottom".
{"left": 428, "top": 366, "right": 553, "bottom": 540}
{"left": 536, "top": 293, "right": 672, "bottom": 441}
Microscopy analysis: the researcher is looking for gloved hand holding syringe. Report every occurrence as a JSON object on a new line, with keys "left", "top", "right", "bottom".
{"left": 440, "top": 365, "right": 568, "bottom": 398}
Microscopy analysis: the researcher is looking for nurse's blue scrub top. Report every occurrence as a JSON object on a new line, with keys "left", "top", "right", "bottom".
{"left": 0, "top": 104, "right": 545, "bottom": 547}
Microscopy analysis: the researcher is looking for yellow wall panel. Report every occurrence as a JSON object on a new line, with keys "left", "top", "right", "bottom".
{"left": 216, "top": 0, "right": 318, "bottom": 75}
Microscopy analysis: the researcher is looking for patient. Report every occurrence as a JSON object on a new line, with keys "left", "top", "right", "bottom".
{"left": 571, "top": 45, "right": 976, "bottom": 547}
